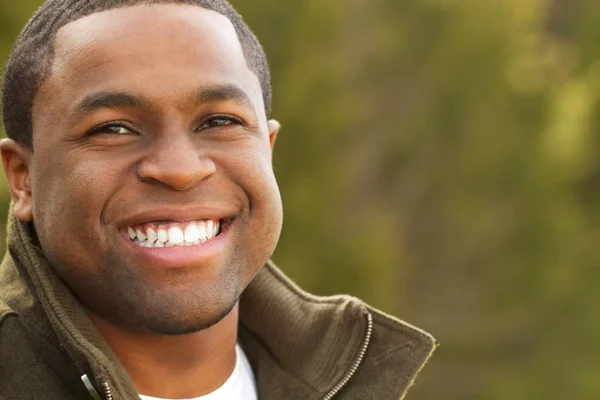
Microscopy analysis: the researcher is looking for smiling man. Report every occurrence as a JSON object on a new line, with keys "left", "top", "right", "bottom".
{"left": 0, "top": 1, "right": 435, "bottom": 399}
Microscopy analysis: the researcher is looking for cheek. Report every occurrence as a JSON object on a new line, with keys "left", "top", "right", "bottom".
{"left": 223, "top": 145, "right": 283, "bottom": 245}
{"left": 221, "top": 143, "right": 280, "bottom": 207}
{"left": 31, "top": 154, "right": 127, "bottom": 285}
{"left": 32, "top": 151, "right": 122, "bottom": 243}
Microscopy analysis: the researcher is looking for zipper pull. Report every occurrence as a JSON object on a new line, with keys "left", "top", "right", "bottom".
{"left": 81, "top": 374, "right": 103, "bottom": 400}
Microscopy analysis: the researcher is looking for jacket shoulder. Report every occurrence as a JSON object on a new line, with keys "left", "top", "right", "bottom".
{"left": 0, "top": 299, "right": 85, "bottom": 400}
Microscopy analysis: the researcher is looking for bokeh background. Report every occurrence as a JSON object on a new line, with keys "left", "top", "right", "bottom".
{"left": 2, "top": 0, "right": 600, "bottom": 398}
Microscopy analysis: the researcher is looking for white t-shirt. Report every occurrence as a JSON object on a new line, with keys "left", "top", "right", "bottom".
{"left": 139, "top": 344, "right": 257, "bottom": 400}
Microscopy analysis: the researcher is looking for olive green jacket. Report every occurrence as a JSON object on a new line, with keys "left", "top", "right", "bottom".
{"left": 0, "top": 214, "right": 436, "bottom": 400}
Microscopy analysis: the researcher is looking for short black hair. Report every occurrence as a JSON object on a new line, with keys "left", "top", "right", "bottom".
{"left": 1, "top": 0, "right": 271, "bottom": 148}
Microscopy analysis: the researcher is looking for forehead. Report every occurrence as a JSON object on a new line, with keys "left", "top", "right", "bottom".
{"left": 35, "top": 4, "right": 261, "bottom": 118}
{"left": 54, "top": 4, "right": 244, "bottom": 58}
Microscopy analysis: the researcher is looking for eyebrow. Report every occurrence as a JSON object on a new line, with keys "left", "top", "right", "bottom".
{"left": 190, "top": 84, "right": 255, "bottom": 111}
{"left": 69, "top": 84, "right": 255, "bottom": 125}
{"left": 70, "top": 92, "right": 152, "bottom": 125}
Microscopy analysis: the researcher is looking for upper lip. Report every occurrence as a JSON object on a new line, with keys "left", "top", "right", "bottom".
{"left": 117, "top": 205, "right": 237, "bottom": 228}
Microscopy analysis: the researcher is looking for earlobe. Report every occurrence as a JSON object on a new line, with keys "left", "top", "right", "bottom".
{"left": 0, "top": 138, "right": 34, "bottom": 222}
{"left": 267, "top": 119, "right": 281, "bottom": 150}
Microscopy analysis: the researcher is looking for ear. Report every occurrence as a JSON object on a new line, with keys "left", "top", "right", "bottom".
{"left": 0, "top": 138, "right": 34, "bottom": 222}
{"left": 267, "top": 119, "right": 281, "bottom": 150}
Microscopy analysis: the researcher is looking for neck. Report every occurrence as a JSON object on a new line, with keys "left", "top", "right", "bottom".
{"left": 88, "top": 305, "right": 239, "bottom": 399}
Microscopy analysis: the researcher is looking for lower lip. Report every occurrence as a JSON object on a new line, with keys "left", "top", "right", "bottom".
{"left": 121, "top": 225, "right": 229, "bottom": 269}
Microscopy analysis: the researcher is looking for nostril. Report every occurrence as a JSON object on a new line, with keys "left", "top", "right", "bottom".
{"left": 137, "top": 154, "right": 216, "bottom": 191}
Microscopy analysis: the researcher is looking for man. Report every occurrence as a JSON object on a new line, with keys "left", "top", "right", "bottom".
{"left": 0, "top": 1, "right": 436, "bottom": 399}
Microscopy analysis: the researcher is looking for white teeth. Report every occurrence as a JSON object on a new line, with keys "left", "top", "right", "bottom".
{"left": 146, "top": 227, "right": 157, "bottom": 243}
{"left": 184, "top": 224, "right": 200, "bottom": 242}
{"left": 136, "top": 229, "right": 147, "bottom": 242}
{"left": 157, "top": 228, "right": 168, "bottom": 243}
{"left": 168, "top": 226, "right": 184, "bottom": 244}
{"left": 198, "top": 222, "right": 207, "bottom": 241}
{"left": 206, "top": 220, "right": 214, "bottom": 238}
{"left": 129, "top": 219, "right": 222, "bottom": 248}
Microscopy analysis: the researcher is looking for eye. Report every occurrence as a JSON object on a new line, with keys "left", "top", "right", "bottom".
{"left": 198, "top": 115, "right": 243, "bottom": 130}
{"left": 87, "top": 122, "right": 137, "bottom": 136}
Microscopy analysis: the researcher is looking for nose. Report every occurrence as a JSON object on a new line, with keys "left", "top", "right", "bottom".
{"left": 137, "top": 133, "right": 216, "bottom": 191}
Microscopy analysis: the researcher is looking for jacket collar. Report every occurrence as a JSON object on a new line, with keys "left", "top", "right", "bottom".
{"left": 239, "top": 263, "right": 437, "bottom": 400}
{"left": 2, "top": 212, "right": 436, "bottom": 399}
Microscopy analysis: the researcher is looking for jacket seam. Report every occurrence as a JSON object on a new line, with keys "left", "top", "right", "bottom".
{"left": 0, "top": 310, "right": 18, "bottom": 328}
{"left": 0, "top": 298, "right": 17, "bottom": 326}
{"left": 18, "top": 317, "right": 66, "bottom": 354}
{"left": 0, "top": 312, "right": 78, "bottom": 398}
{"left": 0, "top": 302, "right": 68, "bottom": 364}
{"left": 368, "top": 318, "right": 437, "bottom": 400}
{"left": 365, "top": 302, "right": 436, "bottom": 344}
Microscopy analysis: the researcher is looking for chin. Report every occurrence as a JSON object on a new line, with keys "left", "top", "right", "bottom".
{"left": 140, "top": 298, "right": 238, "bottom": 336}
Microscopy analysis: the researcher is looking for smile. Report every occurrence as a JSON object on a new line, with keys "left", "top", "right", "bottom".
{"left": 127, "top": 219, "right": 222, "bottom": 248}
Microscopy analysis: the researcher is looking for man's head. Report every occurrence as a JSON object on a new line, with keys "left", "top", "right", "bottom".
{"left": 2, "top": 0, "right": 272, "bottom": 147}
{"left": 0, "top": 1, "right": 283, "bottom": 335}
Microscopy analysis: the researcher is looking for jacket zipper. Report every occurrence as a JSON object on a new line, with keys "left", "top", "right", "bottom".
{"left": 81, "top": 374, "right": 113, "bottom": 400}
{"left": 100, "top": 380, "right": 114, "bottom": 400}
{"left": 321, "top": 312, "right": 373, "bottom": 400}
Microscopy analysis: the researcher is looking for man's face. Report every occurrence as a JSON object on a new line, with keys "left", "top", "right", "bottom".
{"left": 18, "top": 4, "right": 282, "bottom": 334}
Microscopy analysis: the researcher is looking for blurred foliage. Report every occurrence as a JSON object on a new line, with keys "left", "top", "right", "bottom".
{"left": 1, "top": 0, "right": 600, "bottom": 398}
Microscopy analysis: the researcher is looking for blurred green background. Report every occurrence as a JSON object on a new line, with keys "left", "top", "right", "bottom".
{"left": 2, "top": 0, "right": 600, "bottom": 398}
